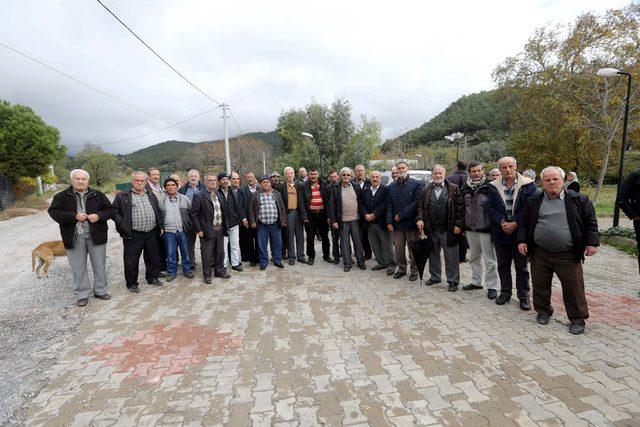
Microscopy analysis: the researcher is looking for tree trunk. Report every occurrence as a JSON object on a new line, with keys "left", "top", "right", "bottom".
{"left": 593, "top": 137, "right": 613, "bottom": 204}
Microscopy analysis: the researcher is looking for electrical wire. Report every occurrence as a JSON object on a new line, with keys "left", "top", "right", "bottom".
{"left": 228, "top": 106, "right": 243, "bottom": 137}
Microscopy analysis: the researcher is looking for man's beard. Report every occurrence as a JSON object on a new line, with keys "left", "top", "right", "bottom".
{"left": 433, "top": 178, "right": 443, "bottom": 184}
{"left": 398, "top": 172, "right": 408, "bottom": 180}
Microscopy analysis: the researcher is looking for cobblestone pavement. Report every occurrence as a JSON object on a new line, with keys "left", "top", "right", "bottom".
{"left": 14, "top": 221, "right": 640, "bottom": 425}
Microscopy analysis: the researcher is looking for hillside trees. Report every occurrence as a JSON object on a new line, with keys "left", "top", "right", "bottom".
{"left": 74, "top": 144, "right": 118, "bottom": 186}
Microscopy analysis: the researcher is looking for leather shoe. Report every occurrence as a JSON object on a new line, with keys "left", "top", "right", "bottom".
{"left": 323, "top": 257, "right": 333, "bottom": 263}
{"left": 344, "top": 266, "right": 351, "bottom": 272}
{"left": 128, "top": 286, "right": 140, "bottom": 293}
{"left": 289, "top": 259, "right": 295, "bottom": 266}
{"left": 332, "top": 258, "right": 340, "bottom": 265}
{"left": 408, "top": 273, "right": 418, "bottom": 281}
{"left": 393, "top": 271, "right": 406, "bottom": 279}
{"left": 358, "top": 263, "right": 366, "bottom": 270}
{"left": 77, "top": 298, "right": 88, "bottom": 307}
{"left": 203, "top": 277, "right": 212, "bottom": 284}
{"left": 94, "top": 293, "right": 111, "bottom": 300}
{"left": 158, "top": 272, "right": 167, "bottom": 278}
{"left": 487, "top": 289, "right": 498, "bottom": 300}
{"left": 569, "top": 322, "right": 585, "bottom": 335}
{"left": 386, "top": 268, "right": 395, "bottom": 276}
{"left": 448, "top": 283, "right": 458, "bottom": 292}
{"left": 371, "top": 264, "right": 386, "bottom": 271}
{"left": 148, "top": 278, "right": 163, "bottom": 286}
{"left": 260, "top": 265, "right": 267, "bottom": 270}
{"left": 424, "top": 279, "right": 440, "bottom": 286}
{"left": 462, "top": 284, "right": 483, "bottom": 291}
{"left": 495, "top": 293, "right": 511, "bottom": 305}
{"left": 519, "top": 298, "right": 531, "bottom": 311}
{"left": 166, "top": 275, "right": 177, "bottom": 282}
{"left": 215, "top": 273, "right": 231, "bottom": 279}
{"left": 536, "top": 313, "right": 550, "bottom": 325}
{"left": 184, "top": 271, "right": 194, "bottom": 279}
{"left": 274, "top": 262, "right": 284, "bottom": 268}
{"left": 307, "top": 258, "right": 315, "bottom": 265}
{"left": 231, "top": 265, "right": 243, "bottom": 272}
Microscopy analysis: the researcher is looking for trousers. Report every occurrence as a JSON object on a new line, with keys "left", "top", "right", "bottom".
{"left": 287, "top": 210, "right": 305, "bottom": 261}
{"left": 466, "top": 231, "right": 498, "bottom": 290}
{"left": 393, "top": 228, "right": 418, "bottom": 274}
{"left": 200, "top": 228, "right": 225, "bottom": 278}
{"left": 224, "top": 224, "right": 241, "bottom": 267}
{"left": 66, "top": 237, "right": 108, "bottom": 299}
{"left": 306, "top": 210, "right": 330, "bottom": 260}
{"left": 123, "top": 230, "right": 161, "bottom": 287}
{"left": 428, "top": 230, "right": 460, "bottom": 284}
{"left": 495, "top": 240, "right": 530, "bottom": 298}
{"left": 257, "top": 222, "right": 282, "bottom": 267}
{"left": 341, "top": 220, "right": 364, "bottom": 267}
{"left": 368, "top": 224, "right": 395, "bottom": 267}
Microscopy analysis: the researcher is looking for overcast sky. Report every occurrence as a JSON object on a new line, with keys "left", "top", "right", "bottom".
{"left": 0, "top": 0, "right": 629, "bottom": 154}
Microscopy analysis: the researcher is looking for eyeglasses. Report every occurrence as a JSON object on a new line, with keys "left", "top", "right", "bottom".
{"left": 342, "top": 174, "right": 351, "bottom": 176}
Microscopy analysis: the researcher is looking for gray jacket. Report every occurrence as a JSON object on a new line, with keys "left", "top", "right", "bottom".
{"left": 160, "top": 193, "right": 193, "bottom": 233}
{"left": 461, "top": 181, "right": 491, "bottom": 232}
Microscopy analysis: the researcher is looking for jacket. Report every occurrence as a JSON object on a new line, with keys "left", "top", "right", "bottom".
{"left": 352, "top": 178, "right": 371, "bottom": 192}
{"left": 178, "top": 181, "right": 206, "bottom": 197}
{"left": 386, "top": 177, "right": 423, "bottom": 230}
{"left": 618, "top": 168, "right": 640, "bottom": 219}
{"left": 447, "top": 170, "right": 468, "bottom": 189}
{"left": 461, "top": 180, "right": 492, "bottom": 232}
{"left": 217, "top": 187, "right": 243, "bottom": 228}
{"left": 416, "top": 180, "right": 464, "bottom": 246}
{"left": 113, "top": 188, "right": 164, "bottom": 239}
{"left": 360, "top": 184, "right": 390, "bottom": 229}
{"left": 301, "top": 179, "right": 328, "bottom": 216}
{"left": 48, "top": 186, "right": 113, "bottom": 249}
{"left": 248, "top": 189, "right": 287, "bottom": 229}
{"left": 159, "top": 193, "right": 193, "bottom": 233}
{"left": 328, "top": 182, "right": 365, "bottom": 225}
{"left": 277, "top": 181, "right": 308, "bottom": 221}
{"left": 237, "top": 186, "right": 255, "bottom": 220}
{"left": 517, "top": 190, "right": 599, "bottom": 262}
{"left": 190, "top": 189, "right": 228, "bottom": 238}
{"left": 485, "top": 173, "right": 539, "bottom": 245}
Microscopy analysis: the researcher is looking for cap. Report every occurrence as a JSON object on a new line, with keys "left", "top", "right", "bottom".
{"left": 259, "top": 175, "right": 270, "bottom": 183}
{"left": 217, "top": 172, "right": 229, "bottom": 181}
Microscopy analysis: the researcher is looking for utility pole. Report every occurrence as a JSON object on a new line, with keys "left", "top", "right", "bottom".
{"left": 262, "top": 151, "right": 266, "bottom": 176}
{"left": 221, "top": 103, "right": 231, "bottom": 173}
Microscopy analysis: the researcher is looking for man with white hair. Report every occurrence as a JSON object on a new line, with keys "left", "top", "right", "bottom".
{"left": 298, "top": 167, "right": 309, "bottom": 184}
{"left": 179, "top": 169, "right": 206, "bottom": 265}
{"left": 517, "top": 166, "right": 599, "bottom": 334}
{"left": 486, "top": 157, "right": 539, "bottom": 310}
{"left": 48, "top": 169, "right": 113, "bottom": 306}
{"left": 280, "top": 166, "right": 308, "bottom": 265}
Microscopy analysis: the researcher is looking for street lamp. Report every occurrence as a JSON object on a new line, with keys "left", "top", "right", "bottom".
{"left": 301, "top": 132, "right": 321, "bottom": 175}
{"left": 597, "top": 67, "right": 632, "bottom": 227}
{"left": 444, "top": 132, "right": 465, "bottom": 161}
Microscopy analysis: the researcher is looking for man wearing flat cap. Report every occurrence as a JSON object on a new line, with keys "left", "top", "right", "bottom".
{"left": 217, "top": 172, "right": 245, "bottom": 272}
{"left": 249, "top": 175, "right": 287, "bottom": 270}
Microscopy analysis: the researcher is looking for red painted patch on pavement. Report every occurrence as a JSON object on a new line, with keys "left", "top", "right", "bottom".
{"left": 87, "top": 321, "right": 242, "bottom": 384}
{"left": 545, "top": 289, "right": 640, "bottom": 328}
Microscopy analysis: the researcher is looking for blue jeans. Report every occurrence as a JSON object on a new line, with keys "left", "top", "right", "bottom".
{"left": 257, "top": 222, "right": 282, "bottom": 267}
{"left": 163, "top": 230, "right": 192, "bottom": 276}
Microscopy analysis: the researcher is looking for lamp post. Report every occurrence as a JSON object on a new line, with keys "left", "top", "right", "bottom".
{"left": 301, "top": 132, "right": 320, "bottom": 175}
{"left": 444, "top": 132, "right": 465, "bottom": 162}
{"left": 597, "top": 67, "right": 632, "bottom": 227}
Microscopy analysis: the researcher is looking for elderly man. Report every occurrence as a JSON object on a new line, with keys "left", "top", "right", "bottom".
{"left": 329, "top": 167, "right": 366, "bottom": 272}
{"left": 159, "top": 177, "right": 194, "bottom": 281}
{"left": 113, "top": 171, "right": 164, "bottom": 293}
{"left": 387, "top": 161, "right": 423, "bottom": 281}
{"left": 489, "top": 168, "right": 501, "bottom": 181}
{"left": 218, "top": 172, "right": 245, "bottom": 272}
{"left": 517, "top": 166, "right": 599, "bottom": 334}
{"left": 179, "top": 169, "right": 205, "bottom": 265}
{"left": 191, "top": 174, "right": 230, "bottom": 283}
{"left": 486, "top": 157, "right": 538, "bottom": 310}
{"left": 461, "top": 162, "right": 498, "bottom": 299}
{"left": 353, "top": 164, "right": 372, "bottom": 260}
{"left": 447, "top": 161, "right": 469, "bottom": 262}
{"left": 280, "top": 166, "right": 308, "bottom": 265}
{"left": 147, "top": 167, "right": 167, "bottom": 274}
{"left": 391, "top": 167, "right": 398, "bottom": 183}
{"left": 362, "top": 171, "right": 395, "bottom": 275}
{"left": 326, "top": 170, "right": 342, "bottom": 263}
{"left": 618, "top": 168, "right": 640, "bottom": 297}
{"left": 417, "top": 165, "right": 463, "bottom": 291}
{"left": 249, "top": 175, "right": 287, "bottom": 270}
{"left": 48, "top": 169, "right": 113, "bottom": 306}
{"left": 240, "top": 172, "right": 259, "bottom": 266}
{"left": 298, "top": 167, "right": 309, "bottom": 184}
{"left": 302, "top": 168, "right": 332, "bottom": 264}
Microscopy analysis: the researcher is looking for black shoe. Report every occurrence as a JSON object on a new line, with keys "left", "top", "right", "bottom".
{"left": 184, "top": 271, "right": 195, "bottom": 279}
{"left": 393, "top": 271, "right": 406, "bottom": 279}
{"left": 371, "top": 264, "right": 386, "bottom": 271}
{"left": 77, "top": 298, "right": 88, "bottom": 307}
{"left": 203, "top": 277, "right": 212, "bottom": 284}
{"left": 158, "top": 272, "right": 167, "bottom": 278}
{"left": 94, "top": 293, "right": 111, "bottom": 300}
{"left": 487, "top": 289, "right": 498, "bottom": 300}
{"left": 148, "top": 278, "right": 163, "bottom": 286}
{"left": 408, "top": 273, "right": 418, "bottom": 281}
{"left": 128, "top": 286, "right": 140, "bottom": 293}
{"left": 462, "top": 284, "right": 483, "bottom": 291}
{"left": 166, "top": 275, "right": 177, "bottom": 282}
{"left": 307, "top": 258, "right": 314, "bottom": 265}
{"left": 260, "top": 265, "right": 267, "bottom": 270}
{"left": 274, "top": 262, "right": 285, "bottom": 268}
{"left": 569, "top": 322, "right": 585, "bottom": 335}
{"left": 386, "top": 268, "right": 395, "bottom": 276}
{"left": 495, "top": 294, "right": 511, "bottom": 305}
{"left": 332, "top": 258, "right": 340, "bottom": 265}
{"left": 289, "top": 259, "right": 295, "bottom": 266}
{"left": 536, "top": 313, "right": 550, "bottom": 325}
{"left": 448, "top": 283, "right": 459, "bottom": 292}
{"left": 519, "top": 298, "right": 531, "bottom": 311}
{"left": 344, "top": 266, "right": 351, "bottom": 272}
{"left": 232, "top": 265, "right": 243, "bottom": 272}
{"left": 424, "top": 279, "right": 440, "bottom": 286}
{"left": 323, "top": 257, "right": 333, "bottom": 263}
{"left": 215, "top": 273, "right": 231, "bottom": 279}
{"left": 358, "top": 263, "right": 366, "bottom": 270}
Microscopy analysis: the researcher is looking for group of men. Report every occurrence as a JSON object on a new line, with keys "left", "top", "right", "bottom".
{"left": 49, "top": 155, "right": 600, "bottom": 334}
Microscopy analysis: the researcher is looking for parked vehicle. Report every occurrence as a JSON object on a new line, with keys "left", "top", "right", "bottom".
{"left": 381, "top": 170, "right": 432, "bottom": 186}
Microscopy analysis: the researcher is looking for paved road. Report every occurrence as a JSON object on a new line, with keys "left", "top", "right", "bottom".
{"left": 2, "top": 209, "right": 640, "bottom": 425}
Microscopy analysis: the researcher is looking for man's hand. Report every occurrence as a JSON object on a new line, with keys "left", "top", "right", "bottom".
{"left": 75, "top": 212, "right": 88, "bottom": 221}
{"left": 198, "top": 231, "right": 204, "bottom": 237}
{"left": 387, "top": 224, "right": 393, "bottom": 232}
{"left": 501, "top": 221, "right": 517, "bottom": 235}
{"left": 87, "top": 214, "right": 99, "bottom": 223}
{"left": 365, "top": 213, "right": 374, "bottom": 222}
{"left": 242, "top": 219, "right": 249, "bottom": 228}
{"left": 394, "top": 214, "right": 400, "bottom": 222}
{"left": 518, "top": 243, "right": 528, "bottom": 256}
{"left": 416, "top": 220, "right": 424, "bottom": 232}
{"left": 453, "top": 226, "right": 461, "bottom": 234}
{"left": 332, "top": 222, "right": 339, "bottom": 229}
{"left": 584, "top": 246, "right": 598, "bottom": 256}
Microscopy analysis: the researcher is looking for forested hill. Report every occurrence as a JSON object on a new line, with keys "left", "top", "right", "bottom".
{"left": 383, "top": 89, "right": 513, "bottom": 150}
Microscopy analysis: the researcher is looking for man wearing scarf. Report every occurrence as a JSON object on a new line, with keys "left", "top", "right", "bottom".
{"left": 460, "top": 162, "right": 499, "bottom": 299}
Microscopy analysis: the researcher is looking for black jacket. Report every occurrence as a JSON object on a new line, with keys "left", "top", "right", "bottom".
{"left": 48, "top": 186, "right": 113, "bottom": 249}
{"left": 360, "top": 185, "right": 389, "bottom": 229}
{"left": 461, "top": 181, "right": 492, "bottom": 232}
{"left": 328, "top": 182, "right": 364, "bottom": 225}
{"left": 416, "top": 179, "right": 464, "bottom": 246}
{"left": 301, "top": 179, "right": 328, "bottom": 215}
{"left": 277, "top": 181, "right": 308, "bottom": 221}
{"left": 113, "top": 188, "right": 164, "bottom": 239}
{"left": 217, "top": 187, "right": 243, "bottom": 228}
{"left": 352, "top": 178, "right": 371, "bottom": 192}
{"left": 517, "top": 190, "right": 599, "bottom": 262}
{"left": 190, "top": 189, "right": 228, "bottom": 238}
{"left": 618, "top": 168, "right": 640, "bottom": 219}
{"left": 447, "top": 170, "right": 468, "bottom": 189}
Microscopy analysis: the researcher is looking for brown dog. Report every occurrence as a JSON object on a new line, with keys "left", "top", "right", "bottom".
{"left": 32, "top": 241, "right": 67, "bottom": 278}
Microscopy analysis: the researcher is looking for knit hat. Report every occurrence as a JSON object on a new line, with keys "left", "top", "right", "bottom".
{"left": 217, "top": 172, "right": 229, "bottom": 181}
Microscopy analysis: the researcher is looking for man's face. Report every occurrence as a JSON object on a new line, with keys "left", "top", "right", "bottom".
{"left": 490, "top": 170, "right": 501, "bottom": 181}
{"left": 149, "top": 170, "right": 160, "bottom": 184}
{"left": 432, "top": 168, "right": 445, "bottom": 182}
{"left": 309, "top": 170, "right": 319, "bottom": 183}
{"left": 396, "top": 163, "right": 408, "bottom": 178}
{"left": 271, "top": 174, "right": 280, "bottom": 185}
{"left": 245, "top": 173, "right": 256, "bottom": 186}
{"left": 230, "top": 173, "right": 240, "bottom": 188}
{"left": 261, "top": 179, "right": 271, "bottom": 191}
{"left": 499, "top": 159, "right": 517, "bottom": 180}
{"left": 299, "top": 168, "right": 307, "bottom": 179}
{"left": 341, "top": 170, "right": 352, "bottom": 185}
{"left": 132, "top": 174, "right": 147, "bottom": 191}
{"left": 188, "top": 171, "right": 200, "bottom": 184}
{"left": 370, "top": 172, "right": 381, "bottom": 186}
{"left": 71, "top": 172, "right": 89, "bottom": 192}
{"left": 205, "top": 176, "right": 218, "bottom": 191}
{"left": 469, "top": 165, "right": 484, "bottom": 181}
{"left": 355, "top": 166, "right": 365, "bottom": 180}
{"left": 285, "top": 169, "right": 295, "bottom": 182}
{"left": 219, "top": 177, "right": 230, "bottom": 188}
{"left": 329, "top": 172, "right": 338, "bottom": 183}
{"left": 542, "top": 170, "right": 564, "bottom": 195}
{"left": 165, "top": 181, "right": 178, "bottom": 196}
{"left": 391, "top": 168, "right": 398, "bottom": 181}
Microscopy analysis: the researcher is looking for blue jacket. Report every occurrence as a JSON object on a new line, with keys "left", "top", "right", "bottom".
{"left": 178, "top": 181, "right": 206, "bottom": 198}
{"left": 386, "top": 177, "right": 423, "bottom": 230}
{"left": 485, "top": 173, "right": 539, "bottom": 245}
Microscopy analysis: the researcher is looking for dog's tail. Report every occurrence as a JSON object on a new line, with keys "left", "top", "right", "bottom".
{"left": 32, "top": 251, "right": 36, "bottom": 272}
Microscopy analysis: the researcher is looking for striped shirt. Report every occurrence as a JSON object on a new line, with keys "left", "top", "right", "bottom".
{"left": 502, "top": 177, "right": 517, "bottom": 221}
{"left": 309, "top": 183, "right": 324, "bottom": 210}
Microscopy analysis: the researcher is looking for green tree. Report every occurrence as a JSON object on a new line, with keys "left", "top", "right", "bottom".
{"left": 0, "top": 100, "right": 65, "bottom": 180}
{"left": 342, "top": 116, "right": 381, "bottom": 168}
{"left": 75, "top": 144, "right": 118, "bottom": 186}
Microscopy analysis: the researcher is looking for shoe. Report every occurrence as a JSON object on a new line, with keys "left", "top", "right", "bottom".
{"left": 569, "top": 322, "right": 585, "bottom": 335}
{"left": 371, "top": 264, "right": 386, "bottom": 271}
{"left": 158, "top": 272, "right": 167, "bottom": 278}
{"left": 203, "top": 277, "right": 212, "bottom": 284}
{"left": 462, "top": 284, "right": 483, "bottom": 291}
{"left": 77, "top": 298, "right": 88, "bottom": 307}
{"left": 298, "top": 258, "right": 307, "bottom": 265}
{"left": 519, "top": 298, "right": 531, "bottom": 311}
{"left": 344, "top": 266, "right": 351, "bottom": 272}
{"left": 495, "top": 294, "right": 511, "bottom": 305}
{"left": 215, "top": 273, "right": 231, "bottom": 279}
{"left": 260, "top": 265, "right": 267, "bottom": 270}
{"left": 408, "top": 273, "right": 418, "bottom": 281}
{"left": 94, "top": 293, "right": 111, "bottom": 300}
{"left": 358, "top": 263, "right": 366, "bottom": 270}
{"left": 386, "top": 268, "right": 395, "bottom": 276}
{"left": 393, "top": 271, "right": 406, "bottom": 279}
{"left": 323, "top": 257, "right": 333, "bottom": 263}
{"left": 289, "top": 259, "right": 295, "bottom": 266}
{"left": 232, "top": 265, "right": 244, "bottom": 272}
{"left": 487, "top": 289, "right": 498, "bottom": 300}
{"left": 128, "top": 286, "right": 140, "bottom": 293}
{"left": 448, "top": 283, "right": 458, "bottom": 292}
{"left": 459, "top": 259, "right": 468, "bottom": 263}
{"left": 166, "top": 275, "right": 177, "bottom": 282}
{"left": 250, "top": 262, "right": 257, "bottom": 267}
{"left": 536, "top": 313, "right": 550, "bottom": 325}
{"left": 148, "top": 278, "right": 163, "bottom": 286}
{"left": 332, "top": 258, "right": 340, "bottom": 265}
{"left": 274, "top": 263, "right": 284, "bottom": 268}
{"left": 307, "top": 258, "right": 315, "bottom": 265}
{"left": 184, "top": 271, "right": 194, "bottom": 279}
{"left": 424, "top": 279, "right": 441, "bottom": 286}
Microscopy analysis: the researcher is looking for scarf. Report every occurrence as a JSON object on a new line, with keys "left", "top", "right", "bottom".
{"left": 466, "top": 175, "right": 486, "bottom": 190}
{"left": 564, "top": 172, "right": 579, "bottom": 188}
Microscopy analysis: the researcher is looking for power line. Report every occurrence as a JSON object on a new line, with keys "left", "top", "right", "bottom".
{"left": 0, "top": 41, "right": 166, "bottom": 122}
{"left": 96, "top": 0, "right": 221, "bottom": 106}
{"left": 228, "top": 106, "right": 243, "bottom": 137}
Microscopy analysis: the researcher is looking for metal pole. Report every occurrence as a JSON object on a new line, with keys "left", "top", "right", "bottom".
{"left": 262, "top": 151, "right": 266, "bottom": 176}
{"left": 222, "top": 103, "right": 231, "bottom": 173}
{"left": 613, "top": 73, "right": 632, "bottom": 227}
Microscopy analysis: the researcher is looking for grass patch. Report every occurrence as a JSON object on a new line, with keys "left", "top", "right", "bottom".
{"left": 0, "top": 190, "right": 56, "bottom": 221}
{"left": 582, "top": 184, "right": 617, "bottom": 216}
